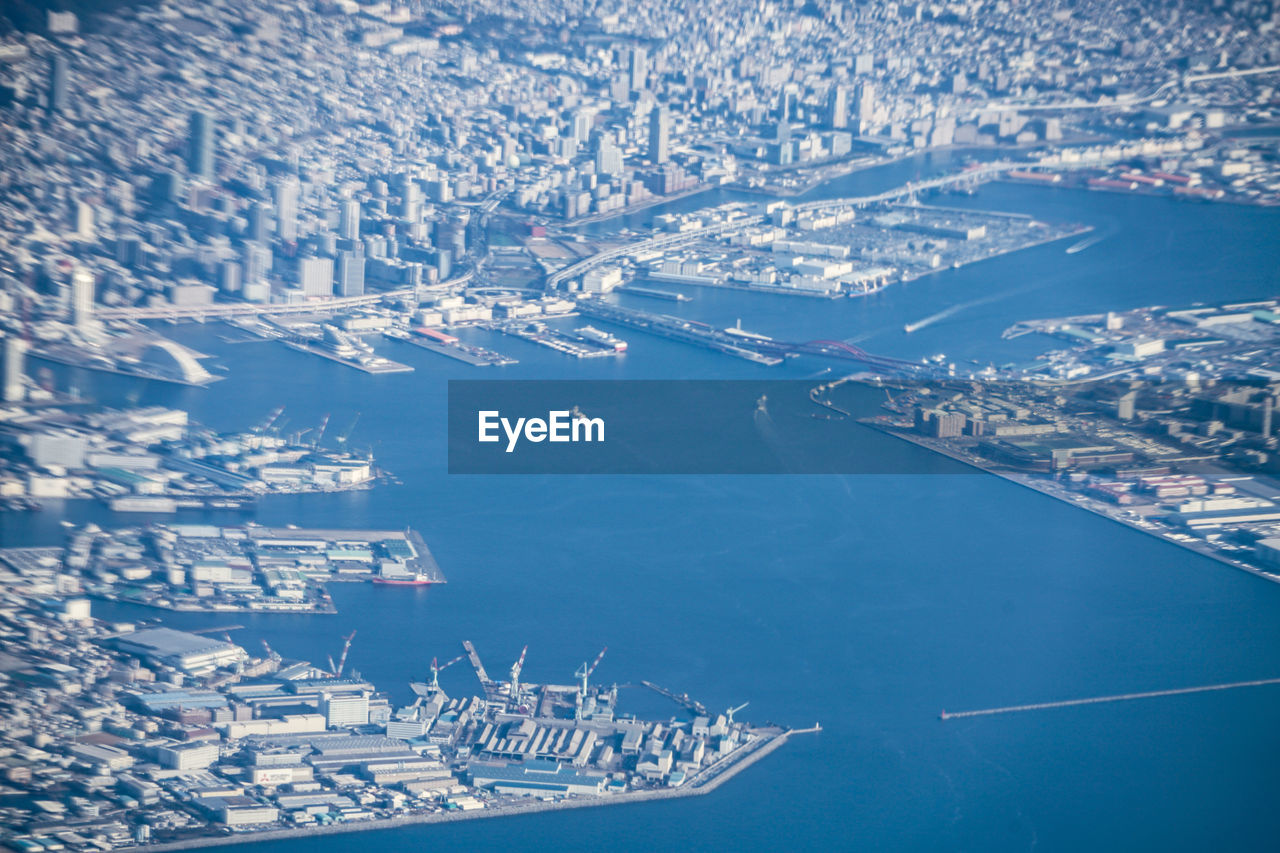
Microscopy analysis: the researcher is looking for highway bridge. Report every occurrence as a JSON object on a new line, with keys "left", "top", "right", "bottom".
{"left": 545, "top": 159, "right": 1111, "bottom": 290}
{"left": 92, "top": 271, "right": 474, "bottom": 322}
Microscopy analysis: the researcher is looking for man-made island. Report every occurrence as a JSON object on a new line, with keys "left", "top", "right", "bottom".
{"left": 0, "top": 553, "right": 802, "bottom": 852}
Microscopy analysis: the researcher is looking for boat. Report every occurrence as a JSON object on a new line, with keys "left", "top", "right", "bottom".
{"left": 372, "top": 576, "right": 432, "bottom": 586}
{"left": 574, "top": 325, "right": 628, "bottom": 351}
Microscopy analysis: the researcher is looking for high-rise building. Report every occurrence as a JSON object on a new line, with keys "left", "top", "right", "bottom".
{"left": 242, "top": 241, "right": 272, "bottom": 286}
{"left": 595, "top": 133, "right": 623, "bottom": 176}
{"left": 336, "top": 250, "right": 365, "bottom": 297}
{"left": 247, "top": 201, "right": 269, "bottom": 243}
{"left": 273, "top": 177, "right": 299, "bottom": 243}
{"left": 571, "top": 110, "right": 594, "bottom": 143}
{"left": 629, "top": 46, "right": 648, "bottom": 90}
{"left": 187, "top": 110, "right": 215, "bottom": 180}
{"left": 856, "top": 82, "right": 876, "bottom": 124}
{"left": 297, "top": 256, "right": 333, "bottom": 297}
{"left": 48, "top": 54, "right": 67, "bottom": 115}
{"left": 828, "top": 87, "right": 848, "bottom": 130}
{"left": 1, "top": 334, "right": 27, "bottom": 403}
{"left": 70, "top": 266, "right": 95, "bottom": 331}
{"left": 75, "top": 200, "right": 95, "bottom": 240}
{"left": 400, "top": 172, "right": 421, "bottom": 224}
{"left": 339, "top": 198, "right": 360, "bottom": 241}
{"left": 649, "top": 106, "right": 670, "bottom": 164}
{"left": 218, "top": 260, "right": 242, "bottom": 294}
{"left": 779, "top": 86, "right": 798, "bottom": 121}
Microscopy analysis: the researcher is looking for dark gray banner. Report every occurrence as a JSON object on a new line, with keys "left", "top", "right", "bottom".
{"left": 447, "top": 379, "right": 973, "bottom": 474}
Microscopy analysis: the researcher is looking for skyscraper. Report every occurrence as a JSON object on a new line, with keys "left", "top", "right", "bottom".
{"left": 629, "top": 46, "right": 648, "bottom": 90}
{"left": 595, "top": 133, "right": 622, "bottom": 177}
{"left": 339, "top": 198, "right": 361, "bottom": 241}
{"left": 48, "top": 54, "right": 67, "bottom": 115}
{"left": 242, "top": 241, "right": 272, "bottom": 286}
{"left": 337, "top": 250, "right": 365, "bottom": 297}
{"left": 400, "top": 173, "right": 421, "bottom": 225}
{"left": 70, "top": 266, "right": 95, "bottom": 331}
{"left": 274, "top": 177, "right": 299, "bottom": 243}
{"left": 827, "top": 87, "right": 848, "bottom": 130}
{"left": 247, "top": 201, "right": 269, "bottom": 243}
{"left": 1, "top": 334, "right": 27, "bottom": 403}
{"left": 187, "top": 110, "right": 215, "bottom": 181}
{"left": 649, "top": 106, "right": 670, "bottom": 164}
{"left": 856, "top": 81, "right": 876, "bottom": 124}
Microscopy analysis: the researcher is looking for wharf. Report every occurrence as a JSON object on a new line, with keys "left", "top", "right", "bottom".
{"left": 283, "top": 340, "right": 414, "bottom": 374}
{"left": 488, "top": 323, "right": 622, "bottom": 359}
{"left": 400, "top": 336, "right": 517, "bottom": 367}
{"left": 575, "top": 301, "right": 783, "bottom": 366}
{"left": 862, "top": 419, "right": 1280, "bottom": 587}
{"left": 141, "top": 725, "right": 810, "bottom": 853}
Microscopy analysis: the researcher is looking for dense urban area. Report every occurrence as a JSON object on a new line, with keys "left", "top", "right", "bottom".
{"left": 1, "top": 0, "right": 1280, "bottom": 850}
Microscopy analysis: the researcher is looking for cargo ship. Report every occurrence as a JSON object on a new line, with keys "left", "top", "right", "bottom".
{"left": 372, "top": 575, "right": 433, "bottom": 586}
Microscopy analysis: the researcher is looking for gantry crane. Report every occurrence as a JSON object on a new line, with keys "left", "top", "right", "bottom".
{"left": 726, "top": 702, "right": 749, "bottom": 726}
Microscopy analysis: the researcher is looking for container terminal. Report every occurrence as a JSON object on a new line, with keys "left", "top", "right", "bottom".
{"left": 0, "top": 559, "right": 810, "bottom": 852}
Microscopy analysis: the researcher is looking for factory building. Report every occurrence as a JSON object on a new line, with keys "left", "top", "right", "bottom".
{"left": 114, "top": 628, "right": 248, "bottom": 674}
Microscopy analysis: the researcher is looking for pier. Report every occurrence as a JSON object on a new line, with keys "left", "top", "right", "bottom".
{"left": 940, "top": 676, "right": 1280, "bottom": 720}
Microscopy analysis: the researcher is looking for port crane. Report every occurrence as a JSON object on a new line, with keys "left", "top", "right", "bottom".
{"left": 429, "top": 653, "right": 465, "bottom": 691}
{"left": 327, "top": 630, "right": 357, "bottom": 677}
{"left": 725, "top": 702, "right": 749, "bottom": 725}
{"left": 260, "top": 640, "right": 281, "bottom": 663}
{"left": 408, "top": 653, "right": 466, "bottom": 705}
{"left": 313, "top": 414, "right": 331, "bottom": 448}
{"left": 334, "top": 413, "right": 361, "bottom": 448}
{"left": 575, "top": 646, "right": 608, "bottom": 697}
{"left": 509, "top": 645, "right": 529, "bottom": 698}
{"left": 253, "top": 406, "right": 285, "bottom": 435}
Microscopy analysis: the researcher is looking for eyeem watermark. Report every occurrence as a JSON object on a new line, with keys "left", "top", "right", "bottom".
{"left": 478, "top": 409, "right": 605, "bottom": 453}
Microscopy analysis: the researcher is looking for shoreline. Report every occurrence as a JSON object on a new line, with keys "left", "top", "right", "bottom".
{"left": 140, "top": 727, "right": 809, "bottom": 852}
{"left": 860, "top": 420, "right": 1280, "bottom": 586}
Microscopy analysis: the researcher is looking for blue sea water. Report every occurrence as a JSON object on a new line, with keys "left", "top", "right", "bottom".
{"left": 6, "top": 177, "right": 1280, "bottom": 851}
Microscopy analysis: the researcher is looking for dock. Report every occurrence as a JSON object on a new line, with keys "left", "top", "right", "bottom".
{"left": 399, "top": 336, "right": 517, "bottom": 367}
{"left": 283, "top": 341, "right": 414, "bottom": 374}
{"left": 575, "top": 300, "right": 783, "bottom": 366}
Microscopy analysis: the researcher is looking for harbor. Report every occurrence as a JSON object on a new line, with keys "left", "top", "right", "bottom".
{"left": 0, "top": 548, "right": 800, "bottom": 852}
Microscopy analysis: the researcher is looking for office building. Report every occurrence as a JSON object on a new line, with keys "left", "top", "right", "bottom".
{"left": 187, "top": 110, "right": 215, "bottom": 181}
{"left": 48, "top": 54, "right": 67, "bottom": 114}
{"left": 337, "top": 249, "right": 365, "bottom": 297}
{"left": 274, "top": 177, "right": 299, "bottom": 243}
{"left": 71, "top": 266, "right": 95, "bottom": 331}
{"left": 1, "top": 334, "right": 27, "bottom": 402}
{"left": 339, "top": 198, "right": 360, "bottom": 241}
{"left": 828, "top": 87, "right": 848, "bottom": 129}
{"left": 649, "top": 106, "right": 670, "bottom": 164}
{"left": 298, "top": 256, "right": 334, "bottom": 297}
